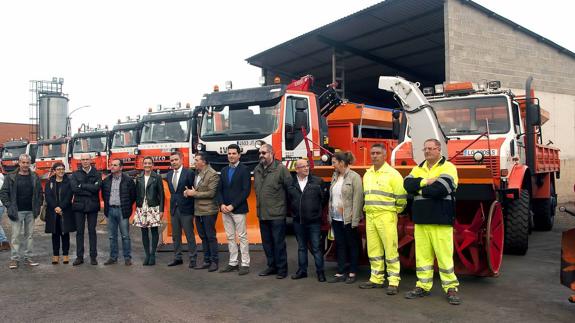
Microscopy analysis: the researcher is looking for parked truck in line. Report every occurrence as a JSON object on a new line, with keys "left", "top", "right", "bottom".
{"left": 109, "top": 117, "right": 142, "bottom": 175}
{"left": 35, "top": 136, "right": 71, "bottom": 179}
{"left": 1, "top": 139, "right": 37, "bottom": 174}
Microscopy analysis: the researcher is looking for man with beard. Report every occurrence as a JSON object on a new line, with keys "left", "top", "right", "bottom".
{"left": 253, "top": 144, "right": 292, "bottom": 279}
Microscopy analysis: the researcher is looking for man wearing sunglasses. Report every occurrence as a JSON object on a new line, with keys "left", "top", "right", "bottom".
{"left": 253, "top": 144, "right": 292, "bottom": 279}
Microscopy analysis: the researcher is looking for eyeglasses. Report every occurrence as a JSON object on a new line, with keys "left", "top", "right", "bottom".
{"left": 259, "top": 151, "right": 269, "bottom": 155}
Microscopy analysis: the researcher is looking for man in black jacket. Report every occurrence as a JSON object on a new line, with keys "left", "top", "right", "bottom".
{"left": 0, "top": 154, "right": 42, "bottom": 269}
{"left": 101, "top": 159, "right": 136, "bottom": 266}
{"left": 166, "top": 151, "right": 197, "bottom": 268}
{"left": 70, "top": 153, "right": 102, "bottom": 266}
{"left": 287, "top": 159, "right": 327, "bottom": 282}
{"left": 217, "top": 144, "right": 251, "bottom": 275}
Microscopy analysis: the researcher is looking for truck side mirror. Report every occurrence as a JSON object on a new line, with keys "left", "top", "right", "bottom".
{"left": 529, "top": 102, "right": 541, "bottom": 126}
{"left": 392, "top": 110, "right": 401, "bottom": 139}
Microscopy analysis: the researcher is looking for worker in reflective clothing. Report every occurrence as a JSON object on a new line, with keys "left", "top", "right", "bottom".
{"left": 403, "top": 138, "right": 462, "bottom": 305}
{"left": 359, "top": 144, "right": 407, "bottom": 295}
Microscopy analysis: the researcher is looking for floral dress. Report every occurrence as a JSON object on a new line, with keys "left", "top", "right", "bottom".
{"left": 133, "top": 175, "right": 162, "bottom": 228}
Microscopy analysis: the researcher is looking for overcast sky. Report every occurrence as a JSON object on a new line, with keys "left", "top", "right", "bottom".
{"left": 1, "top": 0, "right": 573, "bottom": 134}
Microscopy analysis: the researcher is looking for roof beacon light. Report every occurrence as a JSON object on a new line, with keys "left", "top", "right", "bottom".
{"left": 422, "top": 87, "right": 434, "bottom": 96}
{"left": 488, "top": 80, "right": 501, "bottom": 90}
{"left": 444, "top": 82, "right": 476, "bottom": 95}
{"left": 225, "top": 80, "right": 233, "bottom": 90}
{"left": 478, "top": 80, "right": 487, "bottom": 91}
{"left": 434, "top": 84, "right": 444, "bottom": 94}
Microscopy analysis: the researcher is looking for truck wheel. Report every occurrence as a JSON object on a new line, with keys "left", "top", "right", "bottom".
{"left": 532, "top": 196, "right": 556, "bottom": 231}
{"left": 504, "top": 189, "right": 529, "bottom": 255}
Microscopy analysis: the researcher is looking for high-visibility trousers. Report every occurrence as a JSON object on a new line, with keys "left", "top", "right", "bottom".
{"left": 366, "top": 211, "right": 400, "bottom": 286}
{"left": 414, "top": 224, "right": 459, "bottom": 293}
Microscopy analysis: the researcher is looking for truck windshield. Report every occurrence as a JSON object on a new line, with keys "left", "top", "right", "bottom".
{"left": 112, "top": 129, "right": 139, "bottom": 148}
{"left": 200, "top": 102, "right": 280, "bottom": 138}
{"left": 73, "top": 136, "right": 107, "bottom": 153}
{"left": 431, "top": 96, "right": 510, "bottom": 135}
{"left": 140, "top": 120, "right": 189, "bottom": 143}
{"left": 37, "top": 143, "right": 67, "bottom": 158}
{"left": 2, "top": 146, "right": 26, "bottom": 160}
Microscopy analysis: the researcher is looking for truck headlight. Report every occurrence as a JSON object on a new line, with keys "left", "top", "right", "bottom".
{"left": 473, "top": 151, "right": 484, "bottom": 162}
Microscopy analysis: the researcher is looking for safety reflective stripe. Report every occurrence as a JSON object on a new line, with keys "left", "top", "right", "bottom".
{"left": 419, "top": 277, "right": 433, "bottom": 283}
{"left": 441, "top": 279, "right": 459, "bottom": 286}
{"left": 386, "top": 257, "right": 400, "bottom": 264}
{"left": 440, "top": 174, "right": 457, "bottom": 188}
{"left": 395, "top": 194, "right": 408, "bottom": 200}
{"left": 435, "top": 178, "right": 452, "bottom": 194}
{"left": 416, "top": 265, "right": 434, "bottom": 271}
{"left": 405, "top": 174, "right": 414, "bottom": 179}
{"left": 364, "top": 190, "right": 395, "bottom": 198}
{"left": 387, "top": 272, "right": 400, "bottom": 277}
{"left": 413, "top": 195, "right": 452, "bottom": 201}
{"left": 369, "top": 256, "right": 385, "bottom": 261}
{"left": 439, "top": 267, "right": 454, "bottom": 274}
{"left": 365, "top": 201, "right": 396, "bottom": 206}
{"left": 371, "top": 269, "right": 385, "bottom": 275}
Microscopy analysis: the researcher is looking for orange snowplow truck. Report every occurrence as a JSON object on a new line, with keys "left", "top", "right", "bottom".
{"left": 1, "top": 139, "right": 37, "bottom": 174}
{"left": 376, "top": 76, "right": 560, "bottom": 277}
{"left": 109, "top": 117, "right": 142, "bottom": 175}
{"left": 70, "top": 126, "right": 111, "bottom": 173}
{"left": 35, "top": 136, "right": 71, "bottom": 180}
{"left": 155, "top": 75, "right": 397, "bottom": 248}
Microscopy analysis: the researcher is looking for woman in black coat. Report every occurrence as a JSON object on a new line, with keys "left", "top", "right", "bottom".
{"left": 45, "top": 162, "right": 76, "bottom": 264}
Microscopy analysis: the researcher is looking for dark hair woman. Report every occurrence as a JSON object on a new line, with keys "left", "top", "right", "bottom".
{"left": 44, "top": 162, "right": 76, "bottom": 264}
{"left": 328, "top": 151, "right": 364, "bottom": 284}
{"left": 133, "top": 156, "right": 164, "bottom": 265}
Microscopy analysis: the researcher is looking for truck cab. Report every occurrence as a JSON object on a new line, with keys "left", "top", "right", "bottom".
{"left": 70, "top": 128, "right": 111, "bottom": 172}
{"left": 1, "top": 139, "right": 37, "bottom": 174}
{"left": 35, "top": 136, "right": 71, "bottom": 179}
{"left": 137, "top": 106, "right": 195, "bottom": 173}
{"left": 109, "top": 117, "right": 142, "bottom": 174}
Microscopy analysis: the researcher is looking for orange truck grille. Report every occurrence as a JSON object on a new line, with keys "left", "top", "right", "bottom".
{"left": 452, "top": 156, "right": 500, "bottom": 178}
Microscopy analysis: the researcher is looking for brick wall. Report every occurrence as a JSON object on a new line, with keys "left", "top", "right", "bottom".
{"left": 0, "top": 123, "right": 35, "bottom": 144}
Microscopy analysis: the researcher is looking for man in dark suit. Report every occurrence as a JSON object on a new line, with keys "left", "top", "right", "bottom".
{"left": 216, "top": 144, "right": 252, "bottom": 275}
{"left": 166, "top": 151, "right": 197, "bottom": 268}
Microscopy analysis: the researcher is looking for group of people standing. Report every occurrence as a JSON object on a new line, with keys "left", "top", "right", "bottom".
{"left": 0, "top": 138, "right": 461, "bottom": 305}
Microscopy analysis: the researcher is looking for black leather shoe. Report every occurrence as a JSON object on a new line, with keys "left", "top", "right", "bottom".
{"left": 194, "top": 262, "right": 210, "bottom": 270}
{"left": 72, "top": 258, "right": 84, "bottom": 266}
{"left": 168, "top": 259, "right": 183, "bottom": 267}
{"left": 90, "top": 257, "right": 98, "bottom": 265}
{"left": 317, "top": 271, "right": 326, "bottom": 282}
{"left": 276, "top": 273, "right": 287, "bottom": 279}
{"left": 103, "top": 258, "right": 117, "bottom": 266}
{"left": 291, "top": 272, "right": 308, "bottom": 280}
{"left": 258, "top": 267, "right": 277, "bottom": 276}
{"left": 188, "top": 261, "right": 197, "bottom": 269}
{"left": 208, "top": 262, "right": 219, "bottom": 272}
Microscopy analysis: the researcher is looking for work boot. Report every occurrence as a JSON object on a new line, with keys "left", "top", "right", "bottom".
{"left": 405, "top": 287, "right": 431, "bottom": 299}
{"left": 446, "top": 288, "right": 462, "bottom": 305}
{"left": 1, "top": 241, "right": 10, "bottom": 251}
{"left": 219, "top": 264, "right": 239, "bottom": 273}
{"left": 104, "top": 258, "right": 117, "bottom": 266}
{"left": 9, "top": 260, "right": 18, "bottom": 269}
{"left": 359, "top": 281, "right": 384, "bottom": 289}
{"left": 386, "top": 285, "right": 399, "bottom": 296}
{"left": 52, "top": 256, "right": 60, "bottom": 265}
{"left": 73, "top": 257, "right": 84, "bottom": 266}
{"left": 238, "top": 266, "right": 250, "bottom": 276}
{"left": 63, "top": 255, "right": 70, "bottom": 264}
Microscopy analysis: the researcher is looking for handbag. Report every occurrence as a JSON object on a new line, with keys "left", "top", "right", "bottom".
{"left": 39, "top": 201, "right": 47, "bottom": 222}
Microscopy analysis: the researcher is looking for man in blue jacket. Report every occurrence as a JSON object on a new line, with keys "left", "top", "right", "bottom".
{"left": 166, "top": 151, "right": 197, "bottom": 268}
{"left": 217, "top": 144, "right": 251, "bottom": 275}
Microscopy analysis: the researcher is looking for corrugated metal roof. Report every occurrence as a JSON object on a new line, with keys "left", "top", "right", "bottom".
{"left": 246, "top": 0, "right": 574, "bottom": 106}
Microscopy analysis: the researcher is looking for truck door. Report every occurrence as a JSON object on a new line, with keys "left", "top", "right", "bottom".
{"left": 511, "top": 101, "right": 526, "bottom": 164}
{"left": 283, "top": 95, "right": 312, "bottom": 161}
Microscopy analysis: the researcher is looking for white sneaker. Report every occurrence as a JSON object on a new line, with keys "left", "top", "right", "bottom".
{"left": 9, "top": 260, "right": 18, "bottom": 269}
{"left": 24, "top": 259, "right": 39, "bottom": 267}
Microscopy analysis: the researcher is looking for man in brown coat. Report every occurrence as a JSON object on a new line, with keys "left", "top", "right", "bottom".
{"left": 185, "top": 152, "right": 220, "bottom": 272}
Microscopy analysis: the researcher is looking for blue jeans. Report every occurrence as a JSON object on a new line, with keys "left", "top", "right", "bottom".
{"left": 0, "top": 206, "right": 7, "bottom": 242}
{"left": 293, "top": 221, "right": 324, "bottom": 273}
{"left": 107, "top": 207, "right": 131, "bottom": 260}
{"left": 11, "top": 211, "right": 35, "bottom": 261}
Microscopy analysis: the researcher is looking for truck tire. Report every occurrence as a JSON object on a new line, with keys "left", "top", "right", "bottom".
{"left": 504, "top": 189, "right": 530, "bottom": 255}
{"left": 532, "top": 195, "right": 556, "bottom": 231}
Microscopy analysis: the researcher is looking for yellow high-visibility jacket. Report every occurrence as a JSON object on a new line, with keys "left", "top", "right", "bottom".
{"left": 404, "top": 156, "right": 458, "bottom": 225}
{"left": 363, "top": 162, "right": 407, "bottom": 214}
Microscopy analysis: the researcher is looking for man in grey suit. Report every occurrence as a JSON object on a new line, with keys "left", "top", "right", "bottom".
{"left": 166, "top": 151, "right": 197, "bottom": 268}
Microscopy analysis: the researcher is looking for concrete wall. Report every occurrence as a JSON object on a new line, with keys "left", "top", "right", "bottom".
{"left": 444, "top": 0, "right": 575, "bottom": 201}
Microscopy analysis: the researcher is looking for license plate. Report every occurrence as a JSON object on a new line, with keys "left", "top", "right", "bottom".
{"left": 237, "top": 140, "right": 255, "bottom": 146}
